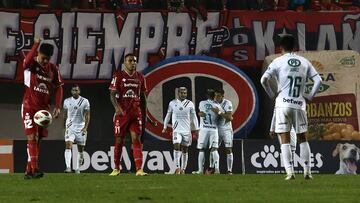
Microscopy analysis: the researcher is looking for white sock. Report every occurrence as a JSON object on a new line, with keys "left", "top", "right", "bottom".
{"left": 65, "top": 149, "right": 72, "bottom": 169}
{"left": 211, "top": 151, "right": 220, "bottom": 172}
{"left": 181, "top": 152, "right": 188, "bottom": 171}
{"left": 281, "top": 144, "right": 294, "bottom": 175}
{"left": 227, "top": 153, "right": 233, "bottom": 172}
{"left": 74, "top": 152, "right": 80, "bottom": 170}
{"left": 209, "top": 152, "right": 214, "bottom": 168}
{"left": 300, "top": 142, "right": 311, "bottom": 174}
{"left": 174, "top": 150, "right": 181, "bottom": 168}
{"left": 198, "top": 151, "right": 205, "bottom": 172}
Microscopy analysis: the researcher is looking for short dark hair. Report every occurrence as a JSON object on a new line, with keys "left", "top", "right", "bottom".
{"left": 280, "top": 35, "right": 295, "bottom": 52}
{"left": 214, "top": 88, "right": 224, "bottom": 95}
{"left": 206, "top": 89, "right": 215, "bottom": 99}
{"left": 72, "top": 84, "right": 80, "bottom": 89}
{"left": 39, "top": 43, "right": 54, "bottom": 56}
{"left": 124, "top": 53, "right": 136, "bottom": 59}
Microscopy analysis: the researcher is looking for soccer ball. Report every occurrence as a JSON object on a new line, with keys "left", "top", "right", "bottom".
{"left": 34, "top": 110, "right": 53, "bottom": 128}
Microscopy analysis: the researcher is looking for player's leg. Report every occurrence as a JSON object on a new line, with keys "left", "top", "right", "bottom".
{"left": 110, "top": 115, "right": 126, "bottom": 176}
{"left": 209, "top": 131, "right": 220, "bottom": 174}
{"left": 180, "top": 133, "right": 192, "bottom": 173}
{"left": 275, "top": 108, "right": 294, "bottom": 180}
{"left": 64, "top": 130, "right": 75, "bottom": 173}
{"left": 74, "top": 131, "right": 87, "bottom": 174}
{"left": 295, "top": 109, "right": 312, "bottom": 179}
{"left": 193, "top": 130, "right": 206, "bottom": 174}
{"left": 129, "top": 119, "right": 147, "bottom": 176}
{"left": 172, "top": 132, "right": 182, "bottom": 174}
{"left": 223, "top": 130, "right": 234, "bottom": 174}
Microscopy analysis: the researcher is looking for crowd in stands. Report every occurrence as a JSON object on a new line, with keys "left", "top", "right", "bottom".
{"left": 0, "top": 0, "right": 359, "bottom": 11}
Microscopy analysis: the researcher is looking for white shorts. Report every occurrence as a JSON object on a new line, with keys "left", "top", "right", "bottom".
{"left": 218, "top": 129, "right": 233, "bottom": 148}
{"left": 271, "top": 110, "right": 297, "bottom": 150}
{"left": 197, "top": 130, "right": 218, "bottom": 149}
{"left": 172, "top": 132, "right": 192, "bottom": 147}
{"left": 65, "top": 129, "right": 87, "bottom": 146}
{"left": 274, "top": 107, "right": 308, "bottom": 134}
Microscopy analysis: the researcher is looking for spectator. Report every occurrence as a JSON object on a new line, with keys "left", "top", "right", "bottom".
{"left": 186, "top": 0, "right": 208, "bottom": 21}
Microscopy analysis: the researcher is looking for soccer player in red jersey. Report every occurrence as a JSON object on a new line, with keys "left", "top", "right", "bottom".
{"left": 109, "top": 53, "right": 148, "bottom": 176}
{"left": 22, "top": 38, "right": 64, "bottom": 179}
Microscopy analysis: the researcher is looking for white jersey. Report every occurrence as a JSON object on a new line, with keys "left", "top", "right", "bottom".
{"left": 163, "top": 99, "right": 199, "bottom": 133}
{"left": 63, "top": 96, "right": 90, "bottom": 132}
{"left": 217, "top": 99, "right": 233, "bottom": 131}
{"left": 263, "top": 53, "right": 319, "bottom": 110}
{"left": 199, "top": 99, "right": 222, "bottom": 131}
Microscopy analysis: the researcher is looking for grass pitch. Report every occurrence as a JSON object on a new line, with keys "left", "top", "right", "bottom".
{"left": 0, "top": 173, "right": 359, "bottom": 203}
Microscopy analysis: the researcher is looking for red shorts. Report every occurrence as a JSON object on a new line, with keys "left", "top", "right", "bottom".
{"left": 113, "top": 109, "right": 142, "bottom": 138}
{"left": 21, "top": 105, "right": 48, "bottom": 138}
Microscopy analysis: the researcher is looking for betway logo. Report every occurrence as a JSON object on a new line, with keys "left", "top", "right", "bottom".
{"left": 71, "top": 145, "right": 176, "bottom": 174}
{"left": 283, "top": 98, "right": 303, "bottom": 106}
{"left": 250, "top": 145, "right": 323, "bottom": 169}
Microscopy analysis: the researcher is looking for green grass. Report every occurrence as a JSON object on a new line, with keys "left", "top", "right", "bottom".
{"left": 0, "top": 173, "right": 359, "bottom": 203}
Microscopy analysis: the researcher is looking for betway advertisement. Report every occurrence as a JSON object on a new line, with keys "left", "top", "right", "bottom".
{"left": 0, "top": 10, "right": 359, "bottom": 81}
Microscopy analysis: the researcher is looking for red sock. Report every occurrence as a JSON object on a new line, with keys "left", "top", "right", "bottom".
{"left": 26, "top": 144, "right": 32, "bottom": 174}
{"left": 114, "top": 141, "right": 123, "bottom": 170}
{"left": 27, "top": 140, "right": 38, "bottom": 173}
{"left": 132, "top": 140, "right": 143, "bottom": 171}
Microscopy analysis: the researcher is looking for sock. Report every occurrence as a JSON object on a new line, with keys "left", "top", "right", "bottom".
{"left": 198, "top": 151, "right": 204, "bottom": 172}
{"left": 211, "top": 151, "right": 220, "bottom": 172}
{"left": 281, "top": 143, "right": 294, "bottom": 175}
{"left": 173, "top": 150, "right": 181, "bottom": 168}
{"left": 227, "top": 153, "right": 233, "bottom": 172}
{"left": 209, "top": 152, "right": 214, "bottom": 168}
{"left": 26, "top": 144, "right": 32, "bottom": 174}
{"left": 300, "top": 142, "right": 311, "bottom": 174}
{"left": 181, "top": 152, "right": 188, "bottom": 171}
{"left": 132, "top": 140, "right": 143, "bottom": 171}
{"left": 74, "top": 152, "right": 80, "bottom": 171}
{"left": 27, "top": 140, "right": 38, "bottom": 173}
{"left": 64, "top": 149, "right": 72, "bottom": 169}
{"left": 114, "top": 141, "right": 123, "bottom": 170}
{"left": 79, "top": 151, "right": 84, "bottom": 162}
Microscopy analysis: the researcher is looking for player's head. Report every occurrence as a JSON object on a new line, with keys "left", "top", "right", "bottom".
{"left": 206, "top": 88, "right": 215, "bottom": 100}
{"left": 178, "top": 87, "right": 187, "bottom": 100}
{"left": 280, "top": 35, "right": 295, "bottom": 52}
{"left": 71, "top": 84, "right": 81, "bottom": 99}
{"left": 214, "top": 88, "right": 224, "bottom": 103}
{"left": 124, "top": 53, "right": 137, "bottom": 72}
{"left": 37, "top": 43, "right": 54, "bottom": 66}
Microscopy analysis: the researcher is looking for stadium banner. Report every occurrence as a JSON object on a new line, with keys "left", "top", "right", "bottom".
{"left": 0, "top": 139, "right": 13, "bottom": 173}
{"left": 13, "top": 140, "right": 243, "bottom": 174}
{"left": 262, "top": 50, "right": 360, "bottom": 141}
{"left": 243, "top": 139, "right": 360, "bottom": 175}
{"left": 0, "top": 10, "right": 359, "bottom": 81}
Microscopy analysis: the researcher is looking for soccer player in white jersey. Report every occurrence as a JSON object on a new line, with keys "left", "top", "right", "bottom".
{"left": 193, "top": 89, "right": 223, "bottom": 174}
{"left": 214, "top": 88, "right": 234, "bottom": 174}
{"left": 162, "top": 87, "right": 199, "bottom": 174}
{"left": 261, "top": 35, "right": 322, "bottom": 180}
{"left": 63, "top": 84, "right": 90, "bottom": 173}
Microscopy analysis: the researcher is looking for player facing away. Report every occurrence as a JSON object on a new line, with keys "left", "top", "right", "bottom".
{"left": 109, "top": 53, "right": 148, "bottom": 176}
{"left": 63, "top": 84, "right": 90, "bottom": 173}
{"left": 22, "top": 38, "right": 64, "bottom": 179}
{"left": 260, "top": 35, "right": 322, "bottom": 180}
{"left": 193, "top": 89, "right": 223, "bottom": 174}
{"left": 213, "top": 88, "right": 234, "bottom": 175}
{"left": 162, "top": 87, "right": 199, "bottom": 174}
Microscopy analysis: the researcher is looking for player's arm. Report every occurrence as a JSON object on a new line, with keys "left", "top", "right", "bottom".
{"left": 260, "top": 73, "right": 275, "bottom": 99}
{"left": 110, "top": 90, "right": 124, "bottom": 116}
{"left": 23, "top": 38, "right": 41, "bottom": 70}
{"left": 162, "top": 104, "right": 172, "bottom": 133}
{"left": 63, "top": 107, "right": 67, "bottom": 129}
{"left": 306, "top": 74, "right": 321, "bottom": 101}
{"left": 53, "top": 85, "right": 63, "bottom": 118}
{"left": 82, "top": 110, "right": 90, "bottom": 133}
{"left": 190, "top": 106, "right": 199, "bottom": 131}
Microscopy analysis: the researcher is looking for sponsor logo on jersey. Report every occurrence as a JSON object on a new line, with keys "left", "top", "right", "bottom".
{"left": 142, "top": 55, "right": 259, "bottom": 140}
{"left": 33, "top": 83, "right": 49, "bottom": 94}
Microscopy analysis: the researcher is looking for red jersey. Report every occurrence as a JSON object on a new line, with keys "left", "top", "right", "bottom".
{"left": 22, "top": 43, "right": 64, "bottom": 110}
{"left": 109, "top": 70, "right": 147, "bottom": 112}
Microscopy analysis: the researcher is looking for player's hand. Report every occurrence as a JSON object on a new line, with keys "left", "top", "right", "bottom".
{"left": 162, "top": 128, "right": 167, "bottom": 135}
{"left": 81, "top": 128, "right": 87, "bottom": 134}
{"left": 53, "top": 108, "right": 61, "bottom": 118}
{"left": 34, "top": 38, "right": 42, "bottom": 43}
{"left": 211, "top": 107, "right": 220, "bottom": 114}
{"left": 198, "top": 112, "right": 206, "bottom": 117}
{"left": 115, "top": 106, "right": 125, "bottom": 116}
{"left": 269, "top": 131, "right": 276, "bottom": 139}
